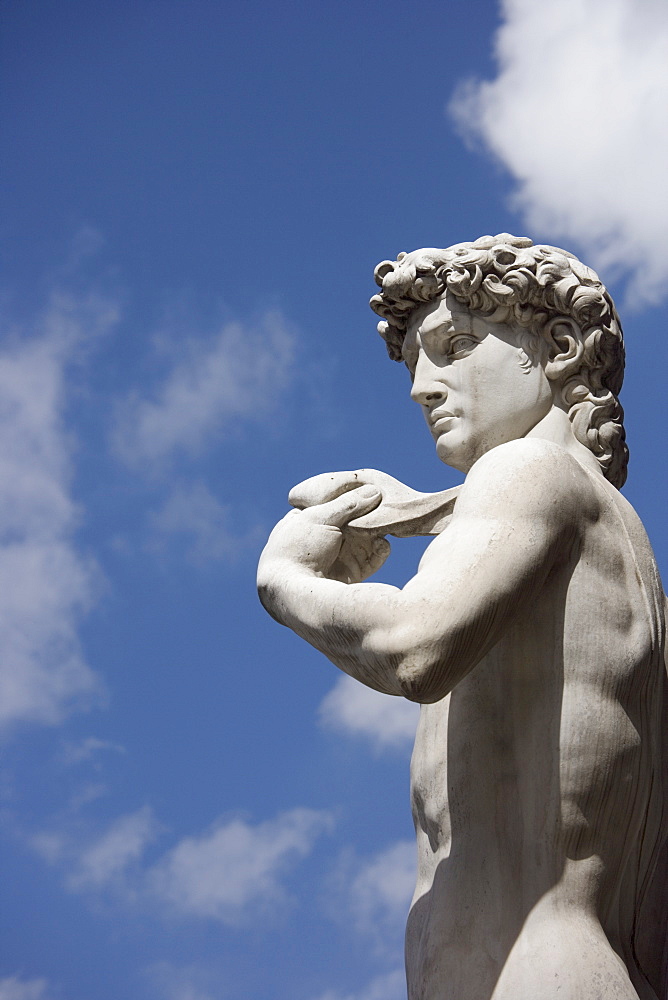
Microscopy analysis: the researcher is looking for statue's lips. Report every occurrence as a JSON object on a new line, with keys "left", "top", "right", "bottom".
{"left": 430, "top": 411, "right": 456, "bottom": 433}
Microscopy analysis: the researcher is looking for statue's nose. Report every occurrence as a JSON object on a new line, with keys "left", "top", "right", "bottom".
{"left": 410, "top": 354, "right": 446, "bottom": 406}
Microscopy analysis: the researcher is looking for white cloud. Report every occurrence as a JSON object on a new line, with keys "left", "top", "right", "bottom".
{"left": 325, "top": 839, "right": 414, "bottom": 963}
{"left": 318, "top": 675, "right": 418, "bottom": 752}
{"left": 113, "top": 311, "right": 295, "bottom": 468}
{"left": 32, "top": 803, "right": 330, "bottom": 925}
{"left": 450, "top": 0, "right": 668, "bottom": 304}
{"left": 66, "top": 805, "right": 159, "bottom": 890}
{"left": 144, "top": 962, "right": 220, "bottom": 1000}
{"left": 312, "top": 969, "right": 406, "bottom": 1000}
{"left": 66, "top": 782, "right": 108, "bottom": 811}
{"left": 30, "top": 831, "right": 68, "bottom": 865}
{"left": 148, "top": 807, "right": 331, "bottom": 923}
{"left": 0, "top": 976, "right": 52, "bottom": 1000}
{"left": 0, "top": 292, "right": 117, "bottom": 730}
{"left": 61, "top": 736, "right": 127, "bottom": 764}
{"left": 146, "top": 480, "right": 261, "bottom": 565}
{"left": 345, "top": 840, "right": 415, "bottom": 944}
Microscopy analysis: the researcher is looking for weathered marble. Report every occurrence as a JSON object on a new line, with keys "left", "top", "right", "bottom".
{"left": 257, "top": 235, "right": 668, "bottom": 999}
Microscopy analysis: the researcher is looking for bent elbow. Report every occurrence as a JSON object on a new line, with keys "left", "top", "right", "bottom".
{"left": 366, "top": 624, "right": 455, "bottom": 703}
{"left": 367, "top": 620, "right": 481, "bottom": 704}
{"left": 257, "top": 580, "right": 284, "bottom": 625}
{"left": 395, "top": 655, "right": 453, "bottom": 703}
{"left": 366, "top": 619, "right": 444, "bottom": 702}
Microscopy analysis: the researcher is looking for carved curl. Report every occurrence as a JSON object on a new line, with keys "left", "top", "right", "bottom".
{"left": 370, "top": 234, "right": 628, "bottom": 488}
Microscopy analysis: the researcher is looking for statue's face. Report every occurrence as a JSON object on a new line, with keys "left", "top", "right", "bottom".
{"left": 403, "top": 291, "right": 553, "bottom": 473}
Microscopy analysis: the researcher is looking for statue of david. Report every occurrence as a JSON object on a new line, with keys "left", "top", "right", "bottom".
{"left": 258, "top": 235, "right": 667, "bottom": 1000}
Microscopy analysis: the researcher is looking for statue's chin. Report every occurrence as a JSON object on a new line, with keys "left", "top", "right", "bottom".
{"left": 435, "top": 434, "right": 476, "bottom": 474}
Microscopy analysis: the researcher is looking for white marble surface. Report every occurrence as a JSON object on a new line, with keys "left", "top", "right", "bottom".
{"left": 258, "top": 237, "right": 667, "bottom": 1000}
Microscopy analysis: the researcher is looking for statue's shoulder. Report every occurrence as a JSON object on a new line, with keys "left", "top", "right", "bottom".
{"left": 467, "top": 437, "right": 594, "bottom": 485}
{"left": 459, "top": 438, "right": 598, "bottom": 526}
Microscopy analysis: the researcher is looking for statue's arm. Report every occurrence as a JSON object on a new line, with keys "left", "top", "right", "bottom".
{"left": 257, "top": 440, "right": 582, "bottom": 702}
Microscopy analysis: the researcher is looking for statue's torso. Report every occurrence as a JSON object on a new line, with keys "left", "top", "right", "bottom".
{"left": 407, "top": 474, "right": 666, "bottom": 1000}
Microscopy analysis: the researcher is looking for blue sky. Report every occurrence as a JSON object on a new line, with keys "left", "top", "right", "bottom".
{"left": 1, "top": 2, "right": 667, "bottom": 998}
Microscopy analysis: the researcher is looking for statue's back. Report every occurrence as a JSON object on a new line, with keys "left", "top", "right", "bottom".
{"left": 632, "top": 594, "right": 668, "bottom": 1000}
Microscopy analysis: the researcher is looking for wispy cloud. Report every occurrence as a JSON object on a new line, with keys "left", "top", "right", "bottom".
{"left": 66, "top": 805, "right": 160, "bottom": 890}
{"left": 312, "top": 969, "right": 406, "bottom": 1000}
{"left": 30, "top": 831, "right": 68, "bottom": 865}
{"left": 60, "top": 736, "right": 127, "bottom": 765}
{"left": 0, "top": 976, "right": 52, "bottom": 1000}
{"left": 450, "top": 0, "right": 668, "bottom": 304}
{"left": 345, "top": 840, "right": 415, "bottom": 946}
{"left": 148, "top": 807, "right": 332, "bottom": 924}
{"left": 112, "top": 311, "right": 295, "bottom": 469}
{"left": 318, "top": 675, "right": 418, "bottom": 752}
{"left": 144, "top": 962, "right": 221, "bottom": 1000}
{"left": 145, "top": 480, "right": 262, "bottom": 565}
{"left": 325, "top": 838, "right": 414, "bottom": 962}
{"left": 35, "top": 804, "right": 331, "bottom": 926}
{"left": 0, "top": 292, "right": 117, "bottom": 731}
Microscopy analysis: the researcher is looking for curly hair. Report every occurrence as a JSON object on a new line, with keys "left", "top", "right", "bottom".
{"left": 370, "top": 234, "right": 628, "bottom": 488}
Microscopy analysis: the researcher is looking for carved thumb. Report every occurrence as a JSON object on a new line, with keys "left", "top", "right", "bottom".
{"left": 300, "top": 485, "right": 381, "bottom": 528}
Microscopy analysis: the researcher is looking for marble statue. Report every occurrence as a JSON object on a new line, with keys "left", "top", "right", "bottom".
{"left": 257, "top": 235, "right": 668, "bottom": 999}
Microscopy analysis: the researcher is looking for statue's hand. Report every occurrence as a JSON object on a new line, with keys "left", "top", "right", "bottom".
{"left": 289, "top": 469, "right": 460, "bottom": 538}
{"left": 288, "top": 470, "right": 396, "bottom": 583}
{"left": 288, "top": 469, "right": 409, "bottom": 511}
{"left": 328, "top": 530, "right": 391, "bottom": 585}
{"left": 258, "top": 485, "right": 384, "bottom": 590}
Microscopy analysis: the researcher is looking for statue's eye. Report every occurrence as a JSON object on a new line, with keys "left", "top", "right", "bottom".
{"left": 449, "top": 336, "right": 477, "bottom": 356}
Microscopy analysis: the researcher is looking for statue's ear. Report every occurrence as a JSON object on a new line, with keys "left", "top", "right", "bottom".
{"left": 543, "top": 317, "right": 584, "bottom": 381}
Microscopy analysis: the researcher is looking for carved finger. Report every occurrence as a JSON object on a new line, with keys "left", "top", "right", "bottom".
{"left": 343, "top": 538, "right": 374, "bottom": 581}
{"left": 335, "top": 532, "right": 390, "bottom": 583}
{"left": 331, "top": 554, "right": 361, "bottom": 585}
{"left": 289, "top": 468, "right": 407, "bottom": 509}
{"left": 329, "top": 540, "right": 372, "bottom": 583}
{"left": 328, "top": 558, "right": 353, "bottom": 584}
{"left": 289, "top": 471, "right": 365, "bottom": 509}
{"left": 300, "top": 486, "right": 381, "bottom": 528}
{"left": 367, "top": 536, "right": 391, "bottom": 576}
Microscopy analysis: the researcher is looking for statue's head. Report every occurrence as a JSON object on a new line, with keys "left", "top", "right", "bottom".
{"left": 370, "top": 234, "right": 627, "bottom": 488}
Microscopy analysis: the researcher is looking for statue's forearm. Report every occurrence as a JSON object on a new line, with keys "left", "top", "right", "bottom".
{"left": 258, "top": 558, "right": 489, "bottom": 702}
{"left": 257, "top": 558, "right": 406, "bottom": 696}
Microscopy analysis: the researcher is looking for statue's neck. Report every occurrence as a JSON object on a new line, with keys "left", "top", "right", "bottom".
{"left": 526, "top": 406, "right": 603, "bottom": 478}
